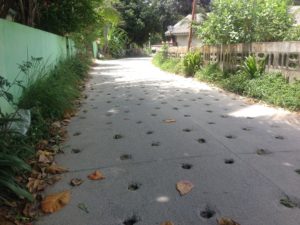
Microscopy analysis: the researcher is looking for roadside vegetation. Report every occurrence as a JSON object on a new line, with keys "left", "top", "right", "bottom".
{"left": 0, "top": 54, "right": 90, "bottom": 222}
{"left": 153, "top": 51, "right": 300, "bottom": 111}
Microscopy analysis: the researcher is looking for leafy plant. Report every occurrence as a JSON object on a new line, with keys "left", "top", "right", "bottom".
{"left": 197, "top": 0, "right": 293, "bottom": 44}
{"left": 183, "top": 51, "right": 202, "bottom": 77}
{"left": 106, "top": 27, "right": 128, "bottom": 58}
{"left": 18, "top": 57, "right": 87, "bottom": 119}
{"left": 242, "top": 55, "right": 266, "bottom": 79}
{"left": 0, "top": 74, "right": 33, "bottom": 202}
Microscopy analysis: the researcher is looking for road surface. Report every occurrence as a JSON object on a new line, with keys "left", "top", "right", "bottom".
{"left": 38, "top": 57, "right": 300, "bottom": 225}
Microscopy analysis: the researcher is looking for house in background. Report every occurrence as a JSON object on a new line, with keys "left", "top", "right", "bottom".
{"left": 165, "top": 13, "right": 205, "bottom": 47}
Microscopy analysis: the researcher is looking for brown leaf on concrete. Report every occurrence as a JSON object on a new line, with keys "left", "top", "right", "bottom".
{"left": 160, "top": 221, "right": 174, "bottom": 225}
{"left": 46, "top": 164, "right": 68, "bottom": 174}
{"left": 70, "top": 178, "right": 84, "bottom": 186}
{"left": 46, "top": 175, "right": 62, "bottom": 185}
{"left": 41, "top": 190, "right": 71, "bottom": 214}
{"left": 176, "top": 180, "right": 194, "bottom": 196}
{"left": 163, "top": 119, "right": 176, "bottom": 124}
{"left": 87, "top": 170, "right": 105, "bottom": 180}
{"left": 217, "top": 217, "right": 241, "bottom": 225}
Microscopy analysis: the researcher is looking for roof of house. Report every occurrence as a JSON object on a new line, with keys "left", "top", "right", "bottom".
{"left": 165, "top": 13, "right": 205, "bottom": 36}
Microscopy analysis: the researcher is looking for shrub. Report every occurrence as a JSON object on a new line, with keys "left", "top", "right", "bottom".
{"left": 0, "top": 75, "right": 33, "bottom": 202}
{"left": 245, "top": 73, "right": 300, "bottom": 110}
{"left": 195, "top": 63, "right": 223, "bottom": 82}
{"left": 183, "top": 51, "right": 202, "bottom": 77}
{"left": 18, "top": 56, "right": 88, "bottom": 119}
{"left": 242, "top": 55, "right": 266, "bottom": 79}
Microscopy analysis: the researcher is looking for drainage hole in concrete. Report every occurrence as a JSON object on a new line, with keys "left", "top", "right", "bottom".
{"left": 197, "top": 138, "right": 206, "bottom": 143}
{"left": 225, "top": 135, "right": 236, "bottom": 139}
{"left": 120, "top": 154, "right": 132, "bottom": 160}
{"left": 221, "top": 115, "right": 229, "bottom": 118}
{"left": 224, "top": 158, "right": 235, "bottom": 164}
{"left": 242, "top": 127, "right": 251, "bottom": 131}
{"left": 71, "top": 148, "right": 81, "bottom": 154}
{"left": 136, "top": 121, "right": 142, "bottom": 124}
{"left": 256, "top": 148, "right": 272, "bottom": 155}
{"left": 182, "top": 163, "right": 193, "bottom": 169}
{"left": 146, "top": 131, "right": 154, "bottom": 135}
{"left": 200, "top": 207, "right": 216, "bottom": 219}
{"left": 128, "top": 183, "right": 141, "bottom": 191}
{"left": 106, "top": 101, "right": 111, "bottom": 103}
{"left": 113, "top": 134, "right": 123, "bottom": 139}
{"left": 206, "top": 110, "right": 213, "bottom": 113}
{"left": 151, "top": 113, "right": 157, "bottom": 117}
{"left": 73, "top": 132, "right": 81, "bottom": 136}
{"left": 183, "top": 128, "right": 192, "bottom": 132}
{"left": 184, "top": 114, "right": 191, "bottom": 117}
{"left": 173, "top": 107, "right": 178, "bottom": 110}
{"left": 151, "top": 142, "right": 160, "bottom": 147}
{"left": 294, "top": 169, "right": 300, "bottom": 175}
{"left": 208, "top": 122, "right": 215, "bottom": 125}
{"left": 275, "top": 135, "right": 284, "bottom": 140}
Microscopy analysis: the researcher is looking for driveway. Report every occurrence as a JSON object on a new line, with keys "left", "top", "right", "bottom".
{"left": 38, "top": 57, "right": 300, "bottom": 225}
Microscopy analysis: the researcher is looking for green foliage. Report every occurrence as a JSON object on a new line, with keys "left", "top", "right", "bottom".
{"left": 284, "top": 25, "right": 300, "bottom": 41}
{"left": 154, "top": 54, "right": 300, "bottom": 111}
{"left": 115, "top": 0, "right": 160, "bottom": 46}
{"left": 195, "top": 63, "right": 223, "bottom": 82}
{"left": 0, "top": 75, "right": 33, "bottom": 202}
{"left": 18, "top": 56, "right": 89, "bottom": 120}
{"left": 152, "top": 53, "right": 184, "bottom": 74}
{"left": 245, "top": 74, "right": 300, "bottom": 110}
{"left": 107, "top": 27, "right": 128, "bottom": 58}
{"left": 197, "top": 0, "right": 293, "bottom": 44}
{"left": 183, "top": 51, "right": 202, "bottom": 77}
{"left": 39, "top": 0, "right": 102, "bottom": 35}
{"left": 196, "top": 64, "right": 300, "bottom": 111}
{"left": 242, "top": 55, "right": 266, "bottom": 79}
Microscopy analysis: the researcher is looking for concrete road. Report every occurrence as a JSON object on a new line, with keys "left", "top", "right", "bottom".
{"left": 38, "top": 58, "right": 300, "bottom": 225}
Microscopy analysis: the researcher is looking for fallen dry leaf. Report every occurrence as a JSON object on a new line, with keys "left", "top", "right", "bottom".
{"left": 87, "top": 170, "right": 105, "bottom": 180}
{"left": 35, "top": 140, "right": 48, "bottom": 150}
{"left": 41, "top": 191, "right": 71, "bottom": 213}
{"left": 23, "top": 202, "right": 39, "bottom": 218}
{"left": 217, "top": 217, "right": 241, "bottom": 225}
{"left": 37, "top": 150, "right": 53, "bottom": 164}
{"left": 160, "top": 221, "right": 174, "bottom": 225}
{"left": 46, "top": 175, "right": 62, "bottom": 185}
{"left": 176, "top": 180, "right": 194, "bottom": 196}
{"left": 163, "top": 119, "right": 176, "bottom": 124}
{"left": 46, "top": 164, "right": 68, "bottom": 174}
{"left": 27, "top": 177, "right": 47, "bottom": 193}
{"left": 70, "top": 178, "right": 84, "bottom": 186}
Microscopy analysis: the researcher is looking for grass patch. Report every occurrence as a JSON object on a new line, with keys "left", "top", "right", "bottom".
{"left": 152, "top": 52, "right": 184, "bottom": 75}
{"left": 0, "top": 54, "right": 90, "bottom": 204}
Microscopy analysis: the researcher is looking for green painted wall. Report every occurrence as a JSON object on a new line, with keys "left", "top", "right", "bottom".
{"left": 0, "top": 19, "right": 75, "bottom": 113}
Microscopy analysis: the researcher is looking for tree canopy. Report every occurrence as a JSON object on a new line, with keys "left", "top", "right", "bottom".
{"left": 197, "top": 0, "right": 293, "bottom": 45}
